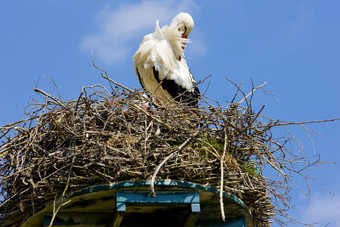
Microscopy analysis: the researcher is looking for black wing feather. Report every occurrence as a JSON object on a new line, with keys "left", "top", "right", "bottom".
{"left": 152, "top": 66, "right": 200, "bottom": 107}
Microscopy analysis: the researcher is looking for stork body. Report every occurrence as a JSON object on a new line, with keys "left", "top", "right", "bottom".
{"left": 133, "top": 13, "right": 200, "bottom": 107}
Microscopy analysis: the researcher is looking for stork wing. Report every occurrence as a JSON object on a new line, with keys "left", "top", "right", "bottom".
{"left": 133, "top": 21, "right": 200, "bottom": 106}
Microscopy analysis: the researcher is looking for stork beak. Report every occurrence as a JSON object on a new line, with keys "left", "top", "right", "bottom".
{"left": 181, "top": 33, "right": 187, "bottom": 50}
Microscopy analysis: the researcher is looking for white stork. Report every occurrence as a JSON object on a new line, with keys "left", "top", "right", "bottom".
{"left": 133, "top": 12, "right": 200, "bottom": 107}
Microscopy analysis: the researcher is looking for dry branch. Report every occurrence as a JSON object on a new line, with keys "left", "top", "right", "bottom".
{"left": 0, "top": 76, "right": 336, "bottom": 227}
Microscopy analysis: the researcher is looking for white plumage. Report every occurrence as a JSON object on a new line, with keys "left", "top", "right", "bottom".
{"left": 133, "top": 12, "right": 200, "bottom": 107}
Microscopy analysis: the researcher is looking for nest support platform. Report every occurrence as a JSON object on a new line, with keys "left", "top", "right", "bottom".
{"left": 23, "top": 180, "right": 252, "bottom": 227}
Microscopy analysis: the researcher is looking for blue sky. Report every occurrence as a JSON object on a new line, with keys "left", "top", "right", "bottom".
{"left": 1, "top": 0, "right": 340, "bottom": 226}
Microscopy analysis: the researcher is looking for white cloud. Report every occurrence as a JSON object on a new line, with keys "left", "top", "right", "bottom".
{"left": 80, "top": 0, "right": 201, "bottom": 65}
{"left": 300, "top": 191, "right": 340, "bottom": 226}
{"left": 287, "top": 4, "right": 316, "bottom": 36}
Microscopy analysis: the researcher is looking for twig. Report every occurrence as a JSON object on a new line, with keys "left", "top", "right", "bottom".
{"left": 101, "top": 73, "right": 135, "bottom": 94}
{"left": 48, "top": 156, "right": 75, "bottom": 226}
{"left": 219, "top": 128, "right": 228, "bottom": 221}
{"left": 196, "top": 75, "right": 212, "bottom": 85}
{"left": 1, "top": 77, "right": 335, "bottom": 226}
{"left": 277, "top": 117, "right": 340, "bottom": 126}
{"left": 35, "top": 76, "right": 63, "bottom": 100}
{"left": 225, "top": 77, "right": 248, "bottom": 106}
{"left": 131, "top": 104, "right": 172, "bottom": 130}
{"left": 237, "top": 81, "right": 267, "bottom": 105}
{"left": 150, "top": 129, "right": 200, "bottom": 197}
{"left": 48, "top": 198, "right": 71, "bottom": 227}
{"left": 33, "top": 88, "right": 67, "bottom": 109}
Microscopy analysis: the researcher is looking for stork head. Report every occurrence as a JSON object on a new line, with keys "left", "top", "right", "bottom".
{"left": 170, "top": 12, "right": 194, "bottom": 39}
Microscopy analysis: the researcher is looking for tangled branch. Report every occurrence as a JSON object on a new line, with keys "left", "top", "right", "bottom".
{"left": 0, "top": 75, "right": 335, "bottom": 226}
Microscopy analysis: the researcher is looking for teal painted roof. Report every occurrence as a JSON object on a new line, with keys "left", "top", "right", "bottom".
{"left": 23, "top": 180, "right": 253, "bottom": 227}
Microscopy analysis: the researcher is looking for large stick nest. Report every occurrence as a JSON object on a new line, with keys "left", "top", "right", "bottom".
{"left": 0, "top": 74, "right": 323, "bottom": 226}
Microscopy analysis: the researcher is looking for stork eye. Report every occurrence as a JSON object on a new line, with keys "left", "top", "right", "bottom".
{"left": 184, "top": 26, "right": 187, "bottom": 34}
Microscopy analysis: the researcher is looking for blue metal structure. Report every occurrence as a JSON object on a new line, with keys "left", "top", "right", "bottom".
{"left": 112, "top": 191, "right": 201, "bottom": 227}
{"left": 24, "top": 180, "right": 252, "bottom": 227}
